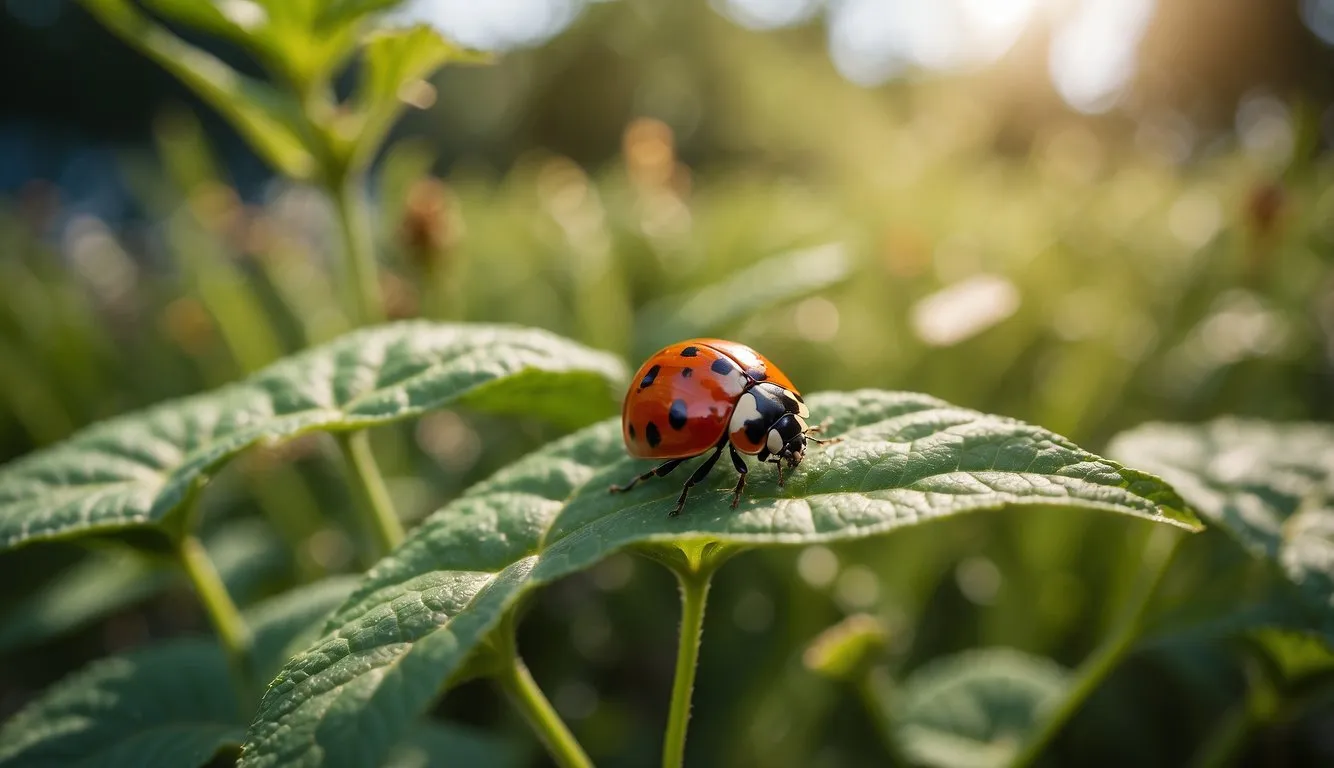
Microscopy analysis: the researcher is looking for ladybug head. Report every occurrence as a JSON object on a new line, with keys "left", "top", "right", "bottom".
{"left": 765, "top": 412, "right": 809, "bottom": 468}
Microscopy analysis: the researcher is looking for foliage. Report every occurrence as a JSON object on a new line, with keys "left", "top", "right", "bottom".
{"left": 238, "top": 390, "right": 1193, "bottom": 766}
{"left": 1, "top": 1, "right": 1333, "bottom": 766}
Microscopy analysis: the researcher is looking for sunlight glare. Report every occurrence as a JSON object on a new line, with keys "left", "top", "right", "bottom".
{"left": 714, "top": 0, "right": 821, "bottom": 30}
{"left": 1048, "top": 0, "right": 1156, "bottom": 113}
{"left": 957, "top": 0, "right": 1040, "bottom": 62}
{"left": 391, "top": 0, "right": 584, "bottom": 51}
{"left": 827, "top": 0, "right": 1040, "bottom": 86}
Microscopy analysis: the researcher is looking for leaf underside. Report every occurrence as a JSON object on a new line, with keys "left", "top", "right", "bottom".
{"left": 241, "top": 389, "right": 1196, "bottom": 767}
{"left": 895, "top": 648, "right": 1072, "bottom": 768}
{"left": 0, "top": 574, "right": 525, "bottom": 768}
{"left": 0, "top": 518, "right": 289, "bottom": 653}
{"left": 1109, "top": 419, "right": 1334, "bottom": 642}
{"left": 0, "top": 578, "right": 358, "bottom": 768}
{"left": 0, "top": 322, "right": 626, "bottom": 551}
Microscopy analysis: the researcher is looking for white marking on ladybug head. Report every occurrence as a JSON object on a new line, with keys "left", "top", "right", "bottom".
{"left": 766, "top": 428, "right": 784, "bottom": 454}
{"left": 730, "top": 391, "right": 762, "bottom": 436}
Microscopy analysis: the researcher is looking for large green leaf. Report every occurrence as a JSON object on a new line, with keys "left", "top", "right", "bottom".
{"left": 894, "top": 648, "right": 1072, "bottom": 768}
{"left": 0, "top": 322, "right": 626, "bottom": 551}
{"left": 240, "top": 390, "right": 1197, "bottom": 767}
{"left": 0, "top": 519, "right": 288, "bottom": 653}
{"left": 1108, "top": 419, "right": 1334, "bottom": 641}
{"left": 0, "top": 578, "right": 356, "bottom": 768}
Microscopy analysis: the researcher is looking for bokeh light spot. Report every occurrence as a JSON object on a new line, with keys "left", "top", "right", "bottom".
{"left": 835, "top": 565, "right": 880, "bottom": 608}
{"left": 794, "top": 296, "right": 841, "bottom": 342}
{"left": 1049, "top": 0, "right": 1156, "bottom": 113}
{"left": 713, "top": 0, "right": 821, "bottom": 30}
{"left": 955, "top": 556, "right": 1001, "bottom": 605}
{"left": 1301, "top": 0, "right": 1334, "bottom": 47}
{"left": 797, "top": 545, "right": 840, "bottom": 588}
{"left": 911, "top": 274, "right": 1020, "bottom": 347}
{"left": 392, "top": 0, "right": 586, "bottom": 51}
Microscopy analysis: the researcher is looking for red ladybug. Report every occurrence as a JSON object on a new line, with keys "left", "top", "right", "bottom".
{"left": 611, "top": 338, "right": 824, "bottom": 516}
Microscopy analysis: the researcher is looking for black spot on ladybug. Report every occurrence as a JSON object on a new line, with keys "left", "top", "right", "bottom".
{"left": 710, "top": 358, "right": 737, "bottom": 376}
{"left": 628, "top": 423, "right": 636, "bottom": 440}
{"left": 639, "top": 365, "right": 660, "bottom": 389}
{"left": 646, "top": 422, "right": 662, "bottom": 448}
{"left": 681, "top": 367, "right": 693, "bottom": 378}
{"left": 669, "top": 400, "right": 688, "bottom": 430}
{"left": 680, "top": 346, "right": 698, "bottom": 357}
{"left": 746, "top": 367, "right": 767, "bottom": 381}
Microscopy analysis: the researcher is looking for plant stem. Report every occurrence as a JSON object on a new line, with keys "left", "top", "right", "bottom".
{"left": 664, "top": 565, "right": 714, "bottom": 768}
{"left": 178, "top": 534, "right": 253, "bottom": 699}
{"left": 328, "top": 171, "right": 383, "bottom": 327}
{"left": 1189, "top": 702, "right": 1254, "bottom": 768}
{"left": 496, "top": 655, "right": 594, "bottom": 768}
{"left": 1009, "top": 529, "right": 1183, "bottom": 768}
{"left": 857, "top": 667, "right": 912, "bottom": 766}
{"left": 336, "top": 430, "right": 404, "bottom": 560}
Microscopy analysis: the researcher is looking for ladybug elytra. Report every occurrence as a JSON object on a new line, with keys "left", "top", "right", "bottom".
{"left": 611, "top": 338, "right": 826, "bottom": 516}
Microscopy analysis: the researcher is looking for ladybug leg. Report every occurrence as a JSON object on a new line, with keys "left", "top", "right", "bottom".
{"left": 728, "top": 444, "right": 748, "bottom": 509}
{"left": 671, "top": 441, "right": 726, "bottom": 516}
{"left": 609, "top": 458, "right": 684, "bottom": 495}
{"left": 772, "top": 458, "right": 785, "bottom": 488}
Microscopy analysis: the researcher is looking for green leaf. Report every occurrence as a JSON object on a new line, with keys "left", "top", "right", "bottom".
{"left": 0, "top": 519, "right": 288, "bottom": 653}
{"left": 0, "top": 578, "right": 358, "bottom": 768}
{"left": 342, "top": 25, "right": 487, "bottom": 171}
{"left": 138, "top": 0, "right": 368, "bottom": 92}
{"left": 241, "top": 391, "right": 1197, "bottom": 767}
{"left": 894, "top": 648, "right": 1072, "bottom": 768}
{"left": 803, "top": 613, "right": 890, "bottom": 681}
{"left": 1245, "top": 628, "right": 1334, "bottom": 686}
{"left": 1108, "top": 419, "right": 1334, "bottom": 641}
{"left": 634, "top": 242, "right": 854, "bottom": 358}
{"left": 140, "top": 0, "right": 269, "bottom": 43}
{"left": 77, "top": 0, "right": 317, "bottom": 179}
{"left": 0, "top": 322, "right": 626, "bottom": 551}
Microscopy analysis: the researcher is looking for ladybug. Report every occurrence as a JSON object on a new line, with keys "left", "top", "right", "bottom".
{"left": 611, "top": 338, "right": 826, "bottom": 516}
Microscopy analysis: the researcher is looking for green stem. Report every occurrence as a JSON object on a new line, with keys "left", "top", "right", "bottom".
{"left": 1009, "top": 529, "right": 1183, "bottom": 768}
{"left": 490, "top": 612, "right": 593, "bottom": 768}
{"left": 1189, "top": 702, "right": 1255, "bottom": 768}
{"left": 496, "top": 655, "right": 594, "bottom": 768}
{"left": 336, "top": 430, "right": 404, "bottom": 561}
{"left": 328, "top": 170, "right": 384, "bottom": 327}
{"left": 857, "top": 667, "right": 912, "bottom": 766}
{"left": 663, "top": 565, "right": 714, "bottom": 768}
{"left": 178, "top": 534, "right": 253, "bottom": 700}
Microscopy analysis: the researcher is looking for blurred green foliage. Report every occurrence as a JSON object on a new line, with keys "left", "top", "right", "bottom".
{"left": 1, "top": 1, "right": 1334, "bottom": 766}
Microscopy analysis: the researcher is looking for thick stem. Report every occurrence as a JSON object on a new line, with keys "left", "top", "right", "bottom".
{"left": 1009, "top": 529, "right": 1183, "bottom": 768}
{"left": 336, "top": 430, "right": 404, "bottom": 561}
{"left": 496, "top": 656, "right": 594, "bottom": 768}
{"left": 178, "top": 534, "right": 253, "bottom": 700}
{"left": 663, "top": 566, "right": 713, "bottom": 768}
{"left": 328, "top": 171, "right": 383, "bottom": 327}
